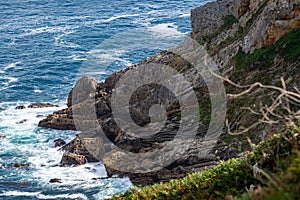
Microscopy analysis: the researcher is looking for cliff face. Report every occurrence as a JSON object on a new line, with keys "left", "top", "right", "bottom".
{"left": 39, "top": 0, "right": 300, "bottom": 186}
{"left": 191, "top": 0, "right": 300, "bottom": 67}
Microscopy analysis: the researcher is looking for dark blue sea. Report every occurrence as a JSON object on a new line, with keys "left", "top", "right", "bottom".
{"left": 0, "top": 0, "right": 211, "bottom": 199}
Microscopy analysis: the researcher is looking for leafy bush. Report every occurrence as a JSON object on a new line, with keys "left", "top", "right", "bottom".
{"left": 235, "top": 28, "right": 300, "bottom": 70}
{"left": 108, "top": 126, "right": 299, "bottom": 200}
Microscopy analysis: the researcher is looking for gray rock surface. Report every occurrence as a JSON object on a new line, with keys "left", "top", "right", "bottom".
{"left": 38, "top": 0, "right": 300, "bottom": 186}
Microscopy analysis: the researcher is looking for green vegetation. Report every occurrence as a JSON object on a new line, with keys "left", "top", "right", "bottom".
{"left": 209, "top": 26, "right": 244, "bottom": 55}
{"left": 245, "top": 0, "right": 268, "bottom": 31}
{"left": 202, "top": 14, "right": 239, "bottom": 44}
{"left": 222, "top": 15, "right": 239, "bottom": 30}
{"left": 107, "top": 9, "right": 300, "bottom": 200}
{"left": 199, "top": 97, "right": 211, "bottom": 126}
{"left": 108, "top": 126, "right": 300, "bottom": 199}
{"left": 235, "top": 28, "right": 300, "bottom": 70}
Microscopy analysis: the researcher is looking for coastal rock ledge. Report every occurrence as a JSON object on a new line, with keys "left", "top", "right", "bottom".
{"left": 38, "top": 0, "right": 300, "bottom": 186}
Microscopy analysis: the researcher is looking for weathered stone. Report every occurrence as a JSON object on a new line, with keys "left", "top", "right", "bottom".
{"left": 37, "top": 0, "right": 300, "bottom": 186}
{"left": 13, "top": 163, "right": 30, "bottom": 168}
{"left": 15, "top": 105, "right": 25, "bottom": 109}
{"left": 60, "top": 152, "right": 86, "bottom": 166}
{"left": 60, "top": 134, "right": 102, "bottom": 162}
{"left": 242, "top": 0, "right": 300, "bottom": 52}
{"left": 28, "top": 103, "right": 58, "bottom": 108}
{"left": 69, "top": 76, "right": 98, "bottom": 106}
{"left": 49, "top": 178, "right": 62, "bottom": 183}
{"left": 191, "top": 0, "right": 236, "bottom": 42}
{"left": 54, "top": 138, "right": 66, "bottom": 147}
{"left": 16, "top": 119, "right": 27, "bottom": 124}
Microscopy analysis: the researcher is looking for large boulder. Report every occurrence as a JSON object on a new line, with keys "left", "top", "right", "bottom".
{"left": 60, "top": 135, "right": 101, "bottom": 163}
{"left": 67, "top": 76, "right": 98, "bottom": 107}
{"left": 60, "top": 152, "right": 86, "bottom": 166}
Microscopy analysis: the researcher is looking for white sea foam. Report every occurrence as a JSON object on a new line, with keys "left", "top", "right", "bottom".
{"left": 148, "top": 23, "right": 183, "bottom": 37}
{"left": 34, "top": 89, "right": 42, "bottom": 93}
{"left": 68, "top": 55, "right": 87, "bottom": 61}
{"left": 0, "top": 62, "right": 21, "bottom": 77}
{"left": 20, "top": 25, "right": 78, "bottom": 37}
{"left": 179, "top": 13, "right": 190, "bottom": 18}
{"left": 3, "top": 62, "right": 21, "bottom": 71}
{"left": 103, "top": 14, "right": 140, "bottom": 23}
{"left": 86, "top": 13, "right": 140, "bottom": 25}
{"left": 0, "top": 101, "right": 133, "bottom": 199}
{"left": 54, "top": 30, "right": 79, "bottom": 47}
{"left": 87, "top": 49, "right": 127, "bottom": 65}
{"left": 0, "top": 191, "right": 88, "bottom": 200}
{"left": 1, "top": 76, "right": 18, "bottom": 87}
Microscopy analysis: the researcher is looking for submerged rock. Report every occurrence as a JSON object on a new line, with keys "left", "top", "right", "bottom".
{"left": 49, "top": 178, "right": 62, "bottom": 183}
{"left": 15, "top": 105, "right": 25, "bottom": 109}
{"left": 54, "top": 138, "right": 66, "bottom": 147}
{"left": 13, "top": 163, "right": 30, "bottom": 168}
{"left": 16, "top": 119, "right": 27, "bottom": 124}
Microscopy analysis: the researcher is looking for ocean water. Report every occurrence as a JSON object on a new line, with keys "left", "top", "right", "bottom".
{"left": 0, "top": 0, "right": 211, "bottom": 199}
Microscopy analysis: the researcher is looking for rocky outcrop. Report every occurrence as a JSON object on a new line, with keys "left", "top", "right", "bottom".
{"left": 49, "top": 178, "right": 62, "bottom": 183}
{"left": 28, "top": 103, "right": 58, "bottom": 108}
{"left": 60, "top": 135, "right": 100, "bottom": 163}
{"left": 67, "top": 76, "right": 99, "bottom": 107}
{"left": 191, "top": 0, "right": 236, "bottom": 42}
{"left": 54, "top": 138, "right": 66, "bottom": 147}
{"left": 15, "top": 105, "right": 25, "bottom": 109}
{"left": 38, "top": 108, "right": 76, "bottom": 130}
{"left": 38, "top": 0, "right": 300, "bottom": 186}
{"left": 13, "top": 163, "right": 30, "bottom": 168}
{"left": 191, "top": 0, "right": 300, "bottom": 67}
{"left": 60, "top": 152, "right": 86, "bottom": 166}
{"left": 15, "top": 103, "right": 58, "bottom": 110}
{"left": 242, "top": 0, "right": 300, "bottom": 52}
{"left": 16, "top": 119, "right": 27, "bottom": 124}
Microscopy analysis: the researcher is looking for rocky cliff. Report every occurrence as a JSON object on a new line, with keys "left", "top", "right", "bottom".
{"left": 39, "top": 0, "right": 300, "bottom": 186}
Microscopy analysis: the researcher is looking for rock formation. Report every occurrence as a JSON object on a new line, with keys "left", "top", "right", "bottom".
{"left": 15, "top": 103, "right": 58, "bottom": 109}
{"left": 60, "top": 152, "right": 86, "bottom": 166}
{"left": 54, "top": 138, "right": 66, "bottom": 147}
{"left": 38, "top": 0, "right": 300, "bottom": 185}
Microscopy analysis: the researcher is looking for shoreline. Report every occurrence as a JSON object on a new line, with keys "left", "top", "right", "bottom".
{"left": 38, "top": 0, "right": 300, "bottom": 187}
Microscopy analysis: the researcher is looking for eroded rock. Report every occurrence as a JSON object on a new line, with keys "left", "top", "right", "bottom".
{"left": 16, "top": 119, "right": 27, "bottom": 124}
{"left": 54, "top": 138, "right": 66, "bottom": 147}
{"left": 60, "top": 152, "right": 86, "bottom": 166}
{"left": 13, "top": 163, "right": 30, "bottom": 168}
{"left": 28, "top": 103, "right": 58, "bottom": 108}
{"left": 15, "top": 105, "right": 25, "bottom": 109}
{"left": 49, "top": 178, "right": 62, "bottom": 183}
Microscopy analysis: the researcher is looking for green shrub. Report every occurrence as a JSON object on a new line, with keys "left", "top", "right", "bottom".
{"left": 108, "top": 126, "right": 299, "bottom": 200}
{"left": 235, "top": 28, "right": 300, "bottom": 70}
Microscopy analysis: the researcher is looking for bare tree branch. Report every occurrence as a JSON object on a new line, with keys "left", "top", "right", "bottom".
{"left": 206, "top": 63, "right": 300, "bottom": 135}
